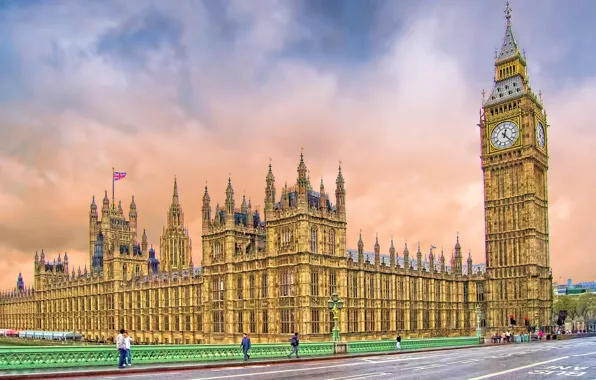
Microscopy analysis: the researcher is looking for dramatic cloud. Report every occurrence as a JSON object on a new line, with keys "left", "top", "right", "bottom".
{"left": 0, "top": 0, "right": 594, "bottom": 290}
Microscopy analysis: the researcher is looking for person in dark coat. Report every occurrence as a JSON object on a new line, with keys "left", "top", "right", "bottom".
{"left": 288, "top": 332, "right": 300, "bottom": 358}
{"left": 396, "top": 334, "right": 402, "bottom": 350}
{"left": 240, "top": 333, "right": 251, "bottom": 361}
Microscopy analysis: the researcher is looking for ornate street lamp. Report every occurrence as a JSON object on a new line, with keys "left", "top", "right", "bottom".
{"left": 328, "top": 293, "right": 344, "bottom": 342}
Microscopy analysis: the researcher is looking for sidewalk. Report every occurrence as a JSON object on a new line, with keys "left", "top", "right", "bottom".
{"left": 0, "top": 344, "right": 490, "bottom": 380}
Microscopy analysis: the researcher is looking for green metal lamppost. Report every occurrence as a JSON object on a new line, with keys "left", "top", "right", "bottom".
{"left": 328, "top": 293, "right": 344, "bottom": 342}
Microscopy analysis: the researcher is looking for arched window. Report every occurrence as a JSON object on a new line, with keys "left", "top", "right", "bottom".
{"left": 328, "top": 229, "right": 336, "bottom": 255}
{"left": 311, "top": 227, "right": 318, "bottom": 253}
{"left": 213, "top": 241, "right": 223, "bottom": 261}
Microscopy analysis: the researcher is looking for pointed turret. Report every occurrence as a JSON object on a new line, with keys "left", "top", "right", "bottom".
{"left": 335, "top": 161, "right": 346, "bottom": 217}
{"left": 167, "top": 177, "right": 184, "bottom": 227}
{"left": 172, "top": 176, "right": 179, "bottom": 205}
{"left": 102, "top": 190, "right": 110, "bottom": 213}
{"left": 265, "top": 159, "right": 276, "bottom": 213}
{"left": 454, "top": 233, "right": 463, "bottom": 276}
{"left": 225, "top": 176, "right": 235, "bottom": 220}
{"left": 141, "top": 229, "right": 148, "bottom": 253}
{"left": 440, "top": 248, "right": 446, "bottom": 273}
{"left": 247, "top": 198, "right": 254, "bottom": 227}
{"left": 467, "top": 249, "right": 473, "bottom": 276}
{"left": 202, "top": 184, "right": 211, "bottom": 232}
{"left": 319, "top": 178, "right": 327, "bottom": 210}
{"left": 214, "top": 203, "right": 221, "bottom": 225}
{"left": 389, "top": 237, "right": 396, "bottom": 269}
{"left": 282, "top": 181, "right": 290, "bottom": 209}
{"left": 416, "top": 241, "right": 423, "bottom": 272}
{"left": 357, "top": 230, "right": 364, "bottom": 265}
{"left": 429, "top": 247, "right": 435, "bottom": 273}
{"left": 90, "top": 195, "right": 98, "bottom": 217}
{"left": 128, "top": 195, "right": 138, "bottom": 243}
{"left": 403, "top": 241, "right": 409, "bottom": 270}
{"left": 297, "top": 149, "right": 308, "bottom": 197}
{"left": 241, "top": 194, "right": 247, "bottom": 214}
{"left": 117, "top": 200, "right": 123, "bottom": 215}
{"left": 374, "top": 233, "right": 380, "bottom": 268}
{"left": 161, "top": 176, "right": 192, "bottom": 271}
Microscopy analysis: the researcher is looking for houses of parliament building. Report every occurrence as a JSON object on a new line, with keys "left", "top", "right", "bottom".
{"left": 0, "top": 3, "right": 552, "bottom": 344}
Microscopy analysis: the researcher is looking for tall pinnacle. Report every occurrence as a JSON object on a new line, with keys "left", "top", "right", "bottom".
{"left": 173, "top": 176, "right": 179, "bottom": 204}
{"left": 496, "top": 1, "right": 520, "bottom": 63}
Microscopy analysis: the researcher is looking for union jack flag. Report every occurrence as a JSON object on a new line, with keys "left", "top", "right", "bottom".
{"left": 113, "top": 172, "right": 127, "bottom": 181}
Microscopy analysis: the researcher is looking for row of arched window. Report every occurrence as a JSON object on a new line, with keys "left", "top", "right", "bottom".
{"left": 311, "top": 227, "right": 336, "bottom": 255}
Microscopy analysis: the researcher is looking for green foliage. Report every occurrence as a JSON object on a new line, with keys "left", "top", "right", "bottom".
{"left": 554, "top": 293, "right": 596, "bottom": 321}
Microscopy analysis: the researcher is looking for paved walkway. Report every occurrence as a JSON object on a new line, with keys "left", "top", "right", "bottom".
{"left": 0, "top": 344, "right": 494, "bottom": 379}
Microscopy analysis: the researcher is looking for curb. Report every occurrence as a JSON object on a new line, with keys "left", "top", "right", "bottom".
{"left": 0, "top": 343, "right": 495, "bottom": 379}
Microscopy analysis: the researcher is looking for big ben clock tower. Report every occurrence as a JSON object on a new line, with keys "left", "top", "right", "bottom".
{"left": 481, "top": 2, "right": 552, "bottom": 331}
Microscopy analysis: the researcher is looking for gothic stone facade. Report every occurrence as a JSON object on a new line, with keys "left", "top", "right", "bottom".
{"left": 0, "top": 4, "right": 551, "bottom": 344}
{"left": 0, "top": 157, "right": 485, "bottom": 344}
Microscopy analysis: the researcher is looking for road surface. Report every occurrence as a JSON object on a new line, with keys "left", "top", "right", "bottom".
{"left": 48, "top": 338, "right": 596, "bottom": 380}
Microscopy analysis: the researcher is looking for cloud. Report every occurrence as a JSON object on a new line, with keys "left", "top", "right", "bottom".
{"left": 0, "top": 0, "right": 595, "bottom": 290}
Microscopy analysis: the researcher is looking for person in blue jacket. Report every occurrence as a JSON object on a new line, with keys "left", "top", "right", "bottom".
{"left": 240, "top": 333, "right": 251, "bottom": 361}
{"left": 288, "top": 332, "right": 300, "bottom": 358}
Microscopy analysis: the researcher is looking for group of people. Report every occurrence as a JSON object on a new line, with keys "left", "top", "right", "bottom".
{"left": 116, "top": 329, "right": 133, "bottom": 369}
{"left": 113, "top": 330, "right": 407, "bottom": 368}
{"left": 241, "top": 332, "right": 300, "bottom": 361}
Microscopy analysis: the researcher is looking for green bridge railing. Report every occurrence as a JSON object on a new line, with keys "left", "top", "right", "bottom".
{"left": 0, "top": 337, "right": 480, "bottom": 371}
{"left": 348, "top": 336, "right": 481, "bottom": 353}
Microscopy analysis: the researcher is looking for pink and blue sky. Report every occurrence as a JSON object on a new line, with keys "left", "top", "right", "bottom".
{"left": 1, "top": 0, "right": 595, "bottom": 290}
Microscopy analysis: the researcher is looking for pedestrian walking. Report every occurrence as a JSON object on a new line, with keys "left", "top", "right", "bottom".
{"left": 240, "top": 333, "right": 251, "bottom": 361}
{"left": 396, "top": 334, "right": 402, "bottom": 350}
{"left": 288, "top": 332, "right": 300, "bottom": 358}
{"left": 116, "top": 329, "right": 127, "bottom": 369}
{"left": 124, "top": 331, "right": 132, "bottom": 366}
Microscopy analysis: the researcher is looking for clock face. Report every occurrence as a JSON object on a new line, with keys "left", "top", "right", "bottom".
{"left": 536, "top": 122, "right": 545, "bottom": 148}
{"left": 491, "top": 121, "right": 519, "bottom": 149}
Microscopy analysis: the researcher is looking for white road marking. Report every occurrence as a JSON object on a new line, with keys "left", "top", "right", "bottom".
{"left": 211, "top": 365, "right": 271, "bottom": 371}
{"left": 572, "top": 352, "right": 596, "bottom": 357}
{"left": 361, "top": 355, "right": 432, "bottom": 364}
{"left": 412, "top": 363, "right": 446, "bottom": 371}
{"left": 190, "top": 362, "right": 363, "bottom": 379}
{"left": 467, "top": 356, "right": 570, "bottom": 380}
{"left": 327, "top": 372, "right": 391, "bottom": 380}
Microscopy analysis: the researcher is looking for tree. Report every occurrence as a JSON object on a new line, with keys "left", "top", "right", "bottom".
{"left": 554, "top": 294, "right": 578, "bottom": 321}
{"left": 554, "top": 293, "right": 596, "bottom": 323}
{"left": 576, "top": 293, "right": 596, "bottom": 320}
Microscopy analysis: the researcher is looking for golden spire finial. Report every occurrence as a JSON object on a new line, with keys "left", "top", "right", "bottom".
{"left": 301, "top": 145, "right": 304, "bottom": 153}
{"left": 505, "top": 1, "right": 512, "bottom": 21}
{"left": 269, "top": 157, "right": 272, "bottom": 165}
{"left": 539, "top": 90, "right": 543, "bottom": 103}
{"left": 481, "top": 89, "right": 486, "bottom": 102}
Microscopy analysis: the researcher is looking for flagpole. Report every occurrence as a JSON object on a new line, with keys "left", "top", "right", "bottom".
{"left": 112, "top": 166, "right": 115, "bottom": 207}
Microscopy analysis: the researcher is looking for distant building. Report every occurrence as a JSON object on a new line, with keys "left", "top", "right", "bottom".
{"left": 553, "top": 279, "right": 596, "bottom": 296}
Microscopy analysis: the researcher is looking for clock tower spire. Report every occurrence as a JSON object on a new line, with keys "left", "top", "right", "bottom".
{"left": 480, "top": 1, "right": 552, "bottom": 332}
